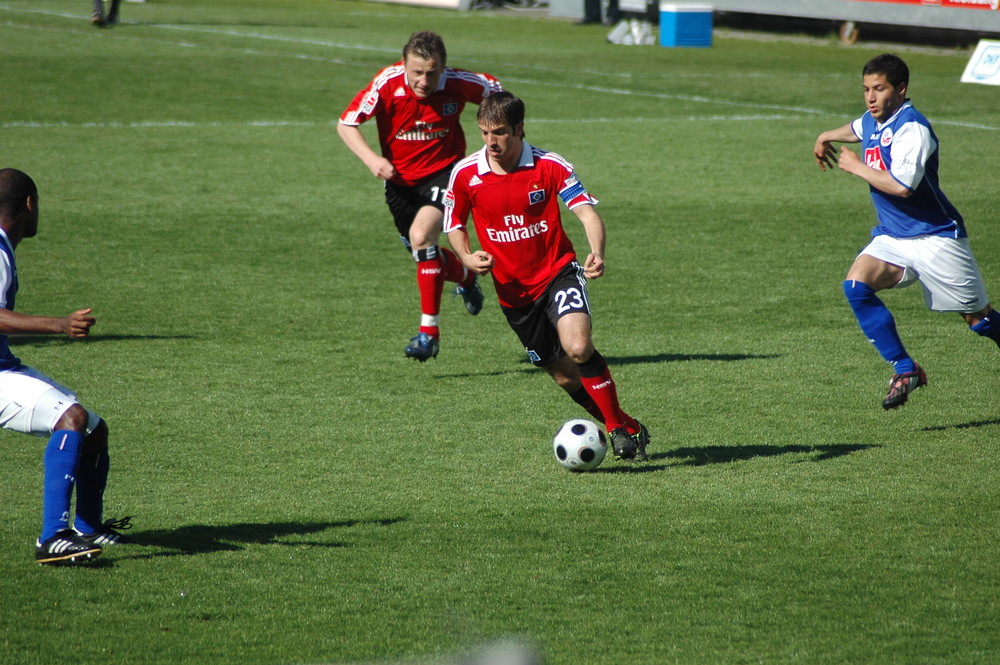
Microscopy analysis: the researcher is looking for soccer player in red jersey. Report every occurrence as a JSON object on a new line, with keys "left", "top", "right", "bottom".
{"left": 338, "top": 31, "right": 502, "bottom": 362}
{"left": 443, "top": 92, "right": 650, "bottom": 461}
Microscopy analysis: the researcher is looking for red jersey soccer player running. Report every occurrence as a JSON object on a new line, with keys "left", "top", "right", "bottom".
{"left": 338, "top": 31, "right": 502, "bottom": 362}
{"left": 444, "top": 92, "right": 650, "bottom": 461}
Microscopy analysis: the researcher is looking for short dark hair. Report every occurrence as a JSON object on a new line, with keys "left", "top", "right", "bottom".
{"left": 403, "top": 31, "right": 446, "bottom": 65}
{"left": 0, "top": 168, "right": 37, "bottom": 218}
{"left": 863, "top": 53, "right": 909, "bottom": 89}
{"left": 478, "top": 91, "right": 525, "bottom": 131}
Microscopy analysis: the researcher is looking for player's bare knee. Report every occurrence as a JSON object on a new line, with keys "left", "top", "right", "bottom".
{"left": 54, "top": 404, "right": 89, "bottom": 433}
{"left": 563, "top": 341, "right": 594, "bottom": 364}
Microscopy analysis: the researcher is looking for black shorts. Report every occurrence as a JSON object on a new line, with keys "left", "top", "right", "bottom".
{"left": 384, "top": 168, "right": 454, "bottom": 245}
{"left": 501, "top": 262, "right": 591, "bottom": 367}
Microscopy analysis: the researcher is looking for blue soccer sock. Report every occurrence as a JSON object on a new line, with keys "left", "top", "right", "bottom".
{"left": 843, "top": 280, "right": 916, "bottom": 374}
{"left": 74, "top": 447, "right": 110, "bottom": 535}
{"left": 41, "top": 430, "right": 84, "bottom": 542}
{"left": 970, "top": 309, "right": 1000, "bottom": 348}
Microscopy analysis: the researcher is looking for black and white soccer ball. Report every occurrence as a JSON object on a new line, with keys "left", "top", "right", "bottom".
{"left": 553, "top": 419, "right": 607, "bottom": 471}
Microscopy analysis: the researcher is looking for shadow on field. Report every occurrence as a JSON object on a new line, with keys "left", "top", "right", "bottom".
{"left": 9, "top": 334, "right": 195, "bottom": 346}
{"left": 113, "top": 517, "right": 406, "bottom": 560}
{"left": 920, "top": 418, "right": 1000, "bottom": 432}
{"left": 436, "top": 352, "right": 778, "bottom": 379}
{"left": 601, "top": 443, "right": 878, "bottom": 472}
{"left": 606, "top": 353, "right": 781, "bottom": 364}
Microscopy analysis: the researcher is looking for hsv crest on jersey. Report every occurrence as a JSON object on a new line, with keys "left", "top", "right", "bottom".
{"left": 443, "top": 102, "right": 458, "bottom": 115}
{"left": 528, "top": 189, "right": 545, "bottom": 205}
{"left": 865, "top": 147, "right": 886, "bottom": 171}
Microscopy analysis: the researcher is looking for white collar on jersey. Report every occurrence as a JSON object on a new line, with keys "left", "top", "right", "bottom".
{"left": 476, "top": 141, "right": 535, "bottom": 175}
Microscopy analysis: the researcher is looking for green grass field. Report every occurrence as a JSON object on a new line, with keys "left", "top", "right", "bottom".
{"left": 1, "top": 1, "right": 998, "bottom": 663}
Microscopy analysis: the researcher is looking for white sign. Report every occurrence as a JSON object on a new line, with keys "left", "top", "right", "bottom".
{"left": 961, "top": 39, "right": 1000, "bottom": 86}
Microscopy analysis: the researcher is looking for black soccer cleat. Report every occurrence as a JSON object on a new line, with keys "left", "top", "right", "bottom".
{"left": 404, "top": 332, "right": 439, "bottom": 362}
{"left": 76, "top": 516, "right": 134, "bottom": 546}
{"left": 882, "top": 364, "right": 927, "bottom": 410}
{"left": 36, "top": 529, "right": 102, "bottom": 565}
{"left": 453, "top": 275, "right": 484, "bottom": 316}
{"left": 609, "top": 427, "right": 637, "bottom": 460}
{"left": 631, "top": 421, "right": 650, "bottom": 462}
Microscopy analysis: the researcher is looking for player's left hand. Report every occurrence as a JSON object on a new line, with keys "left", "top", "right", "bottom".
{"left": 837, "top": 146, "right": 862, "bottom": 173}
{"left": 583, "top": 252, "right": 604, "bottom": 279}
{"left": 466, "top": 250, "right": 494, "bottom": 275}
{"left": 64, "top": 308, "right": 96, "bottom": 339}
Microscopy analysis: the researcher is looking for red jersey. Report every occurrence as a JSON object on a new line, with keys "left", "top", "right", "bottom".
{"left": 444, "top": 143, "right": 598, "bottom": 308}
{"left": 340, "top": 63, "right": 502, "bottom": 186}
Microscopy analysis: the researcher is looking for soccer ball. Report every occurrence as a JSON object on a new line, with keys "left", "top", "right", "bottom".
{"left": 553, "top": 419, "right": 607, "bottom": 471}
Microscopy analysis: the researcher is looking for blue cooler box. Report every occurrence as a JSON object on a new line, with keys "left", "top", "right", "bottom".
{"left": 660, "top": 4, "right": 712, "bottom": 48}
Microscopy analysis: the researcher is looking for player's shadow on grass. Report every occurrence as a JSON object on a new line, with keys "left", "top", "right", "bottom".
{"left": 437, "top": 352, "right": 778, "bottom": 379}
{"left": 920, "top": 418, "right": 1000, "bottom": 432}
{"left": 605, "top": 353, "right": 781, "bottom": 365}
{"left": 601, "top": 443, "right": 878, "bottom": 472}
{"left": 9, "top": 334, "right": 195, "bottom": 346}
{"left": 113, "top": 517, "right": 406, "bottom": 561}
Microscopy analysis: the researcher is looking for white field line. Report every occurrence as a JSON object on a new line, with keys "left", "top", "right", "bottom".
{"left": 1, "top": 115, "right": 803, "bottom": 130}
{"left": 2, "top": 4, "right": 997, "bottom": 131}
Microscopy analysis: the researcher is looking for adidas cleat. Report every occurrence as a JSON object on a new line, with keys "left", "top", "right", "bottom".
{"left": 76, "top": 516, "right": 134, "bottom": 546}
{"left": 882, "top": 364, "right": 927, "bottom": 410}
{"left": 404, "top": 332, "right": 439, "bottom": 362}
{"left": 36, "top": 530, "right": 102, "bottom": 565}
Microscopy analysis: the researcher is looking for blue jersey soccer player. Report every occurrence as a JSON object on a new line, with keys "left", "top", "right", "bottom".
{"left": 0, "top": 168, "right": 131, "bottom": 565}
{"left": 814, "top": 53, "right": 1000, "bottom": 410}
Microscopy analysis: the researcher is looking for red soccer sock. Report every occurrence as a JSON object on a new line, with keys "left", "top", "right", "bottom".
{"left": 439, "top": 247, "right": 471, "bottom": 286}
{"left": 577, "top": 352, "right": 637, "bottom": 433}
{"left": 415, "top": 253, "right": 444, "bottom": 339}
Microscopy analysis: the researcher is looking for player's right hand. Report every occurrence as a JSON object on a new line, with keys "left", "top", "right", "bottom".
{"left": 815, "top": 141, "right": 837, "bottom": 171}
{"left": 64, "top": 308, "right": 96, "bottom": 339}
{"left": 368, "top": 156, "right": 397, "bottom": 181}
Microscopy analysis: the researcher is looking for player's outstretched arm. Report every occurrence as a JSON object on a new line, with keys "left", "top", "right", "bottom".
{"left": 814, "top": 123, "right": 859, "bottom": 171}
{"left": 0, "top": 307, "right": 95, "bottom": 339}
{"left": 336, "top": 123, "right": 396, "bottom": 181}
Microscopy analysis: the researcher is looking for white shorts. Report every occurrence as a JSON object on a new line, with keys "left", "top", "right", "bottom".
{"left": 860, "top": 235, "right": 991, "bottom": 313}
{"left": 0, "top": 366, "right": 100, "bottom": 438}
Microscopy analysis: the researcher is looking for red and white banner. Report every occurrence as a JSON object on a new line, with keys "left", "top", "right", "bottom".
{"left": 852, "top": 0, "right": 999, "bottom": 9}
